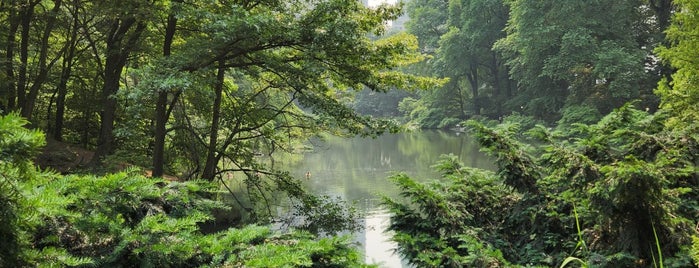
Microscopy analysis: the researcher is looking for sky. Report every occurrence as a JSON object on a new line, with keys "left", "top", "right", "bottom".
{"left": 367, "top": 0, "right": 398, "bottom": 8}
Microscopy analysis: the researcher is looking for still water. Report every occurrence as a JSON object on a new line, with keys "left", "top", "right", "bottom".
{"left": 284, "top": 130, "right": 495, "bottom": 267}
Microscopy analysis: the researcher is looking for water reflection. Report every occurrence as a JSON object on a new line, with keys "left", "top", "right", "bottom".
{"left": 360, "top": 208, "right": 408, "bottom": 267}
{"left": 283, "top": 130, "right": 494, "bottom": 267}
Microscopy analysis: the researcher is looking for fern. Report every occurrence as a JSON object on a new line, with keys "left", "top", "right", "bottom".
{"left": 691, "top": 236, "right": 699, "bottom": 267}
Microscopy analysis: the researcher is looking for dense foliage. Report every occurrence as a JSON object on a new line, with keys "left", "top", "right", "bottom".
{"left": 384, "top": 1, "right": 699, "bottom": 266}
{"left": 0, "top": 113, "right": 373, "bottom": 267}
{"left": 0, "top": 0, "right": 435, "bottom": 179}
{"left": 0, "top": 0, "right": 429, "bottom": 266}
{"left": 385, "top": 104, "right": 698, "bottom": 267}
{"left": 0, "top": 0, "right": 439, "bottom": 237}
{"left": 394, "top": 0, "right": 673, "bottom": 127}
{"left": 3, "top": 0, "right": 699, "bottom": 266}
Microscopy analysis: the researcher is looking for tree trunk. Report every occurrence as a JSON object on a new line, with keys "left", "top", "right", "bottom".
{"left": 91, "top": 18, "right": 146, "bottom": 166}
{"left": 453, "top": 79, "right": 467, "bottom": 119}
{"left": 153, "top": 91, "right": 168, "bottom": 176}
{"left": 2, "top": 4, "right": 19, "bottom": 113}
{"left": 466, "top": 63, "right": 480, "bottom": 116}
{"left": 152, "top": 2, "right": 180, "bottom": 178}
{"left": 202, "top": 62, "right": 225, "bottom": 181}
{"left": 22, "top": 0, "right": 63, "bottom": 120}
{"left": 54, "top": 1, "right": 79, "bottom": 141}
{"left": 16, "top": 4, "right": 34, "bottom": 114}
{"left": 490, "top": 51, "right": 502, "bottom": 117}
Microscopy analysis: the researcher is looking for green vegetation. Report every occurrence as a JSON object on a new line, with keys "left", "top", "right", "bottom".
{"left": 1, "top": 114, "right": 373, "bottom": 267}
{"left": 2, "top": 0, "right": 698, "bottom": 266}
{"left": 393, "top": 0, "right": 673, "bottom": 127}
{"left": 384, "top": 1, "right": 699, "bottom": 267}
{"left": 385, "top": 106, "right": 698, "bottom": 266}
{"left": 1, "top": 0, "right": 430, "bottom": 266}
{"left": 0, "top": 0, "right": 436, "bottom": 180}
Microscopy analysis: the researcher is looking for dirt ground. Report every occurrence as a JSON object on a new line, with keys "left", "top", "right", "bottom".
{"left": 35, "top": 138, "right": 181, "bottom": 182}
{"left": 36, "top": 138, "right": 94, "bottom": 174}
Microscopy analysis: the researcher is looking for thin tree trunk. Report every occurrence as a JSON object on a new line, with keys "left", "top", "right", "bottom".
{"left": 22, "top": 0, "right": 63, "bottom": 120}
{"left": 490, "top": 52, "right": 502, "bottom": 117}
{"left": 466, "top": 63, "right": 480, "bottom": 116}
{"left": 54, "top": 0, "right": 79, "bottom": 141}
{"left": 453, "top": 79, "right": 467, "bottom": 119}
{"left": 202, "top": 62, "right": 225, "bottom": 181}
{"left": 16, "top": 4, "right": 34, "bottom": 113}
{"left": 2, "top": 3, "right": 19, "bottom": 113}
{"left": 152, "top": 0, "right": 181, "bottom": 178}
{"left": 153, "top": 91, "right": 168, "bottom": 175}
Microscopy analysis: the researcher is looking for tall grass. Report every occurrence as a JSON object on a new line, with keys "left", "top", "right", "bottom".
{"left": 559, "top": 207, "right": 666, "bottom": 268}
{"left": 560, "top": 204, "right": 589, "bottom": 268}
{"left": 651, "top": 221, "right": 663, "bottom": 268}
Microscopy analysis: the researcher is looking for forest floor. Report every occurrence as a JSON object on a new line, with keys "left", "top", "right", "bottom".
{"left": 35, "top": 139, "right": 179, "bottom": 181}
{"left": 36, "top": 138, "right": 94, "bottom": 174}
{"left": 34, "top": 138, "right": 238, "bottom": 230}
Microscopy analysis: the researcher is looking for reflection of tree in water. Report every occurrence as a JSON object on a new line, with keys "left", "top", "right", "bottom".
{"left": 275, "top": 131, "right": 494, "bottom": 267}
{"left": 283, "top": 130, "right": 494, "bottom": 207}
{"left": 380, "top": 151, "right": 391, "bottom": 168}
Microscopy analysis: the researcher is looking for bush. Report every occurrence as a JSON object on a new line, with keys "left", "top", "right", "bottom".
{"left": 0, "top": 113, "right": 373, "bottom": 267}
{"left": 385, "top": 105, "right": 698, "bottom": 267}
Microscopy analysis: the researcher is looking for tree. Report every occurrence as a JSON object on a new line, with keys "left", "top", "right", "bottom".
{"left": 90, "top": 1, "right": 151, "bottom": 165}
{"left": 132, "top": 0, "right": 434, "bottom": 181}
{"left": 52, "top": 0, "right": 82, "bottom": 141}
{"left": 436, "top": 0, "right": 510, "bottom": 117}
{"left": 0, "top": 0, "right": 65, "bottom": 120}
{"left": 656, "top": 0, "right": 699, "bottom": 127}
{"left": 0, "top": 0, "right": 21, "bottom": 113}
{"left": 152, "top": 0, "right": 183, "bottom": 177}
{"left": 401, "top": 0, "right": 511, "bottom": 127}
{"left": 405, "top": 0, "right": 449, "bottom": 53}
{"left": 0, "top": 113, "right": 374, "bottom": 267}
{"left": 495, "top": 0, "right": 655, "bottom": 121}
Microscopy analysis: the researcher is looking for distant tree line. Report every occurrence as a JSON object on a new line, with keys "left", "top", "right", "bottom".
{"left": 385, "top": 0, "right": 675, "bottom": 128}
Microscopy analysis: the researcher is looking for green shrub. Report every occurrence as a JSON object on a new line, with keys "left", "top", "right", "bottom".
{"left": 385, "top": 105, "right": 698, "bottom": 267}
{"left": 0, "top": 113, "right": 373, "bottom": 267}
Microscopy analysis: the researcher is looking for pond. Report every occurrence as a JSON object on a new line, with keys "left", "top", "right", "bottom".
{"left": 283, "top": 130, "right": 495, "bottom": 267}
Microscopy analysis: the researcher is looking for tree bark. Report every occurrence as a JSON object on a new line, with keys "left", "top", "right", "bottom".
{"left": 152, "top": 1, "right": 181, "bottom": 177}
{"left": 490, "top": 51, "right": 503, "bottom": 117}
{"left": 453, "top": 79, "right": 467, "bottom": 119}
{"left": 202, "top": 62, "right": 225, "bottom": 181}
{"left": 16, "top": 3, "right": 35, "bottom": 114}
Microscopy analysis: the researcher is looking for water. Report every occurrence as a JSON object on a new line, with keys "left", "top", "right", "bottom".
{"left": 285, "top": 130, "right": 494, "bottom": 267}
